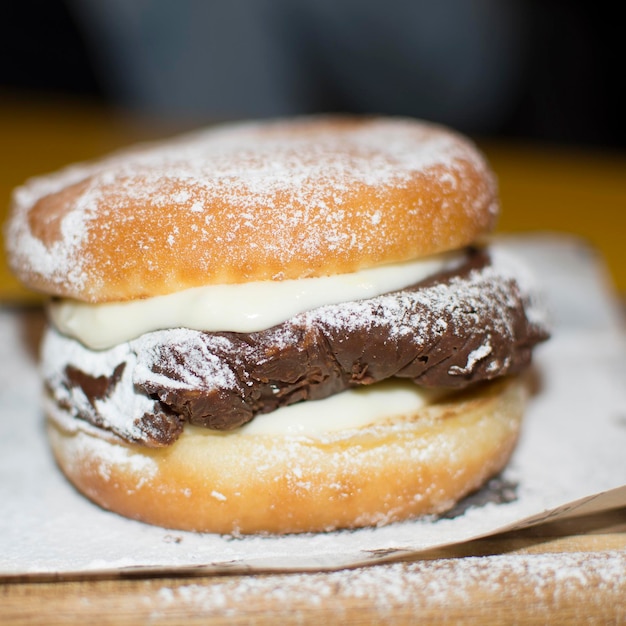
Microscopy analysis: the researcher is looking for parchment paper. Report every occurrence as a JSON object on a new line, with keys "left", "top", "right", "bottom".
{"left": 1, "top": 234, "right": 625, "bottom": 577}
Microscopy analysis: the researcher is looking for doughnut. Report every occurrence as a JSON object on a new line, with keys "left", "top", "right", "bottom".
{"left": 46, "top": 377, "right": 526, "bottom": 534}
{"left": 6, "top": 116, "right": 498, "bottom": 302}
{"left": 5, "top": 115, "right": 549, "bottom": 534}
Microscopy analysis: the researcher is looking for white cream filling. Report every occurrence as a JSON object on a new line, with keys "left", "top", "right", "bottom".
{"left": 49, "top": 251, "right": 465, "bottom": 349}
{"left": 190, "top": 380, "right": 435, "bottom": 437}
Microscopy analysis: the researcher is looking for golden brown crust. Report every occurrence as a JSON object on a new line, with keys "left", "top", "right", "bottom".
{"left": 7, "top": 116, "right": 498, "bottom": 303}
{"left": 47, "top": 377, "right": 526, "bottom": 534}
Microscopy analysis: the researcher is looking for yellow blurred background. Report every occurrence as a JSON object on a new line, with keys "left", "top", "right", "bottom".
{"left": 1, "top": 97, "right": 625, "bottom": 303}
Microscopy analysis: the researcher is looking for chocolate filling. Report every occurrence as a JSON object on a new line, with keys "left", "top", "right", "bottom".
{"left": 52, "top": 250, "right": 548, "bottom": 447}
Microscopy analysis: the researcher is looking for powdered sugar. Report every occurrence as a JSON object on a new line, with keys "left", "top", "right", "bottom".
{"left": 144, "top": 551, "right": 626, "bottom": 618}
{"left": 41, "top": 332, "right": 157, "bottom": 443}
{"left": 449, "top": 343, "right": 493, "bottom": 375}
{"left": 59, "top": 429, "right": 158, "bottom": 483}
{"left": 134, "top": 329, "right": 239, "bottom": 392}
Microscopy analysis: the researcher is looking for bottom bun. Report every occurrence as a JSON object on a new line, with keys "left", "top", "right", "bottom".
{"left": 47, "top": 377, "right": 528, "bottom": 535}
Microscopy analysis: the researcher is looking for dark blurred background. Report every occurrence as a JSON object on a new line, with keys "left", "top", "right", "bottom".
{"left": 1, "top": 0, "right": 624, "bottom": 150}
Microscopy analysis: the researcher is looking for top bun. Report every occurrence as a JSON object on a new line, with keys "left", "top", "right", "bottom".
{"left": 6, "top": 116, "right": 498, "bottom": 303}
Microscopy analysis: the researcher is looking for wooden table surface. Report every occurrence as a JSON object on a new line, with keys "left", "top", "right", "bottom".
{"left": 1, "top": 96, "right": 625, "bottom": 624}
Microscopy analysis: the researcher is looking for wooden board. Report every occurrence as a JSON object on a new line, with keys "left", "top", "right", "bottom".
{"left": 1, "top": 509, "right": 625, "bottom": 624}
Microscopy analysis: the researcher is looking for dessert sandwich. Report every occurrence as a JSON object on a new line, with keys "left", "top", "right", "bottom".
{"left": 5, "top": 116, "right": 549, "bottom": 534}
